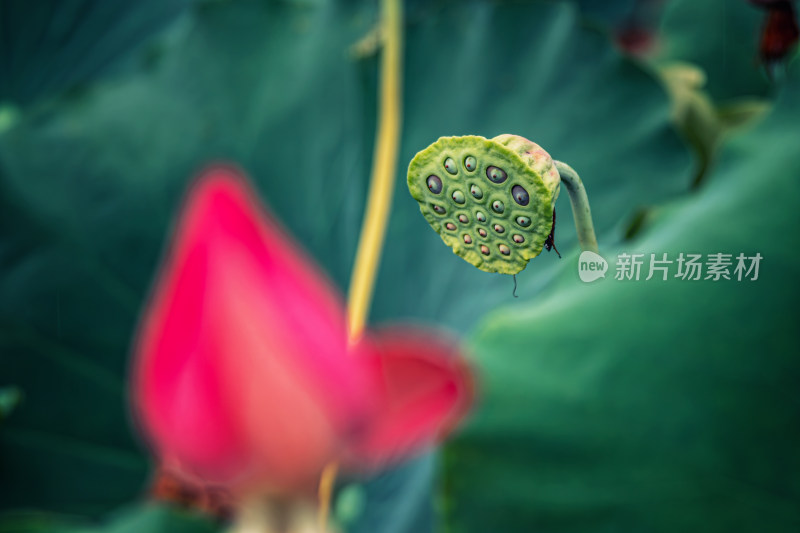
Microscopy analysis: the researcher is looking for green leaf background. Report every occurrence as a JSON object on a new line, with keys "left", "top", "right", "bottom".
{"left": 445, "top": 70, "right": 800, "bottom": 533}
{"left": 0, "top": 0, "right": 796, "bottom": 531}
{"left": 657, "top": 0, "right": 773, "bottom": 102}
{"left": 0, "top": 0, "right": 191, "bottom": 107}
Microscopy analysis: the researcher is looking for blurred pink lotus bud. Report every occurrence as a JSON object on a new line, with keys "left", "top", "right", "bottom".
{"left": 131, "top": 166, "right": 472, "bottom": 496}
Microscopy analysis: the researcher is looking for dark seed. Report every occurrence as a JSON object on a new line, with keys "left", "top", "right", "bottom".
{"left": 426, "top": 175, "right": 442, "bottom": 194}
{"left": 486, "top": 166, "right": 507, "bottom": 184}
{"left": 511, "top": 185, "right": 529, "bottom": 206}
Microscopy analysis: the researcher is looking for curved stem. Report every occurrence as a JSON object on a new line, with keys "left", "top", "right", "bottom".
{"left": 554, "top": 160, "right": 599, "bottom": 253}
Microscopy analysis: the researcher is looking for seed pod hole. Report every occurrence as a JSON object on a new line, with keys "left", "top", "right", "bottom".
{"left": 480, "top": 245, "right": 490, "bottom": 255}
{"left": 492, "top": 200, "right": 505, "bottom": 213}
{"left": 463, "top": 234, "right": 473, "bottom": 244}
{"left": 426, "top": 175, "right": 443, "bottom": 194}
{"left": 432, "top": 204, "right": 446, "bottom": 215}
{"left": 470, "top": 184, "right": 483, "bottom": 199}
{"left": 494, "top": 224, "right": 505, "bottom": 234}
{"left": 458, "top": 214, "right": 469, "bottom": 224}
{"left": 445, "top": 222, "right": 456, "bottom": 231}
{"left": 513, "top": 234, "right": 525, "bottom": 244}
{"left": 444, "top": 157, "right": 458, "bottom": 175}
{"left": 499, "top": 244, "right": 511, "bottom": 256}
{"left": 464, "top": 156, "right": 477, "bottom": 172}
{"left": 476, "top": 211, "right": 487, "bottom": 223}
{"left": 452, "top": 190, "right": 466, "bottom": 204}
{"left": 486, "top": 166, "right": 507, "bottom": 184}
{"left": 478, "top": 228, "right": 488, "bottom": 238}
{"left": 511, "top": 185, "right": 529, "bottom": 206}
{"left": 516, "top": 216, "right": 531, "bottom": 227}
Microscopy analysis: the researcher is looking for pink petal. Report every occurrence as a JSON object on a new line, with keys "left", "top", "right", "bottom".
{"left": 347, "top": 328, "right": 474, "bottom": 468}
{"left": 132, "top": 166, "right": 371, "bottom": 492}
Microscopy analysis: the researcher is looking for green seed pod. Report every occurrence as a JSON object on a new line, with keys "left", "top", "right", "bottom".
{"left": 407, "top": 134, "right": 561, "bottom": 275}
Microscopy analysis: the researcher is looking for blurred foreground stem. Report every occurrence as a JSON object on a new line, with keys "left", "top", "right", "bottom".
{"left": 231, "top": 496, "right": 317, "bottom": 533}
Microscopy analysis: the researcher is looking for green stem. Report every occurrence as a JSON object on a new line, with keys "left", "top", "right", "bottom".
{"left": 554, "top": 160, "right": 599, "bottom": 253}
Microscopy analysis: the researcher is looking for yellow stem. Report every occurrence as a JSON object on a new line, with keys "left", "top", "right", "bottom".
{"left": 317, "top": 462, "right": 339, "bottom": 532}
{"left": 346, "top": 0, "right": 403, "bottom": 341}
{"left": 318, "top": 0, "right": 403, "bottom": 530}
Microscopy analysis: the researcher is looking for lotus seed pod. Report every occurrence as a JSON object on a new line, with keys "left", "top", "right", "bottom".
{"left": 407, "top": 135, "right": 561, "bottom": 275}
